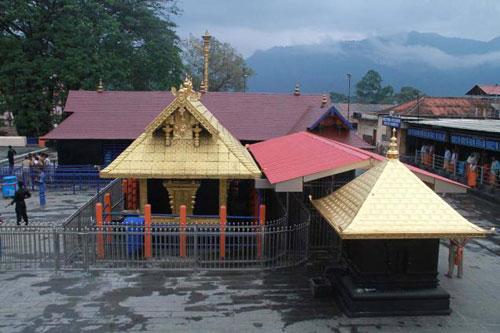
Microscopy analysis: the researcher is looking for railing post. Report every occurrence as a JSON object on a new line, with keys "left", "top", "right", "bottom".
{"left": 104, "top": 193, "right": 112, "bottom": 243}
{"left": 432, "top": 154, "right": 436, "bottom": 169}
{"left": 257, "top": 204, "right": 266, "bottom": 260}
{"left": 53, "top": 229, "right": 60, "bottom": 272}
{"left": 219, "top": 205, "right": 226, "bottom": 259}
{"left": 82, "top": 232, "right": 89, "bottom": 272}
{"left": 179, "top": 205, "right": 187, "bottom": 257}
{"left": 144, "top": 204, "right": 152, "bottom": 259}
{"left": 96, "top": 203, "right": 104, "bottom": 259}
{"left": 122, "top": 179, "right": 128, "bottom": 210}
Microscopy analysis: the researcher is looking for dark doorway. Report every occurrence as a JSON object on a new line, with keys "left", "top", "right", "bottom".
{"left": 194, "top": 180, "right": 219, "bottom": 215}
{"left": 147, "top": 179, "right": 172, "bottom": 214}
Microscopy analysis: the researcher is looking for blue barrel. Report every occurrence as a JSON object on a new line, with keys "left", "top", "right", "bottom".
{"left": 2, "top": 176, "right": 17, "bottom": 198}
{"left": 123, "top": 216, "right": 144, "bottom": 255}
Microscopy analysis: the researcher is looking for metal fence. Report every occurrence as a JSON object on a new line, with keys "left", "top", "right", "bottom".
{"left": 407, "top": 151, "right": 500, "bottom": 190}
{"left": 0, "top": 164, "right": 109, "bottom": 192}
{"left": 0, "top": 221, "right": 309, "bottom": 272}
{"left": 0, "top": 187, "right": 310, "bottom": 272}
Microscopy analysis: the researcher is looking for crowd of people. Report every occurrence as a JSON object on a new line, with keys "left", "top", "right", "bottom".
{"left": 419, "top": 144, "right": 500, "bottom": 188}
{"left": 20, "top": 152, "right": 51, "bottom": 187}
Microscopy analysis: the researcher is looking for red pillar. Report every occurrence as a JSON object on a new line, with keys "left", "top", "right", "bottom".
{"left": 144, "top": 204, "right": 152, "bottom": 259}
{"left": 257, "top": 204, "right": 266, "bottom": 259}
{"left": 104, "top": 193, "right": 112, "bottom": 243}
{"left": 179, "top": 205, "right": 187, "bottom": 257}
{"left": 219, "top": 205, "right": 227, "bottom": 259}
{"left": 96, "top": 203, "right": 104, "bottom": 259}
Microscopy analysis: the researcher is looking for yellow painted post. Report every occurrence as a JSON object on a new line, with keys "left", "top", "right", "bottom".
{"left": 144, "top": 204, "right": 152, "bottom": 259}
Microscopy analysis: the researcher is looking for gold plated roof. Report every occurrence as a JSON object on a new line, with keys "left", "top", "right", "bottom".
{"left": 311, "top": 158, "right": 488, "bottom": 239}
{"left": 100, "top": 79, "right": 261, "bottom": 179}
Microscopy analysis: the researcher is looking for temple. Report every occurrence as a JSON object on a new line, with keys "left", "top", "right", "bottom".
{"left": 311, "top": 130, "right": 488, "bottom": 316}
{"left": 100, "top": 78, "right": 261, "bottom": 220}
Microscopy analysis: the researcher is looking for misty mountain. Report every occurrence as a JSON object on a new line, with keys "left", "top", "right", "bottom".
{"left": 246, "top": 31, "right": 500, "bottom": 96}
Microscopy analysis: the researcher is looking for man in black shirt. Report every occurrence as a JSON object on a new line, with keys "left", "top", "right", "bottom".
{"left": 9, "top": 181, "right": 31, "bottom": 225}
{"left": 7, "top": 145, "right": 17, "bottom": 174}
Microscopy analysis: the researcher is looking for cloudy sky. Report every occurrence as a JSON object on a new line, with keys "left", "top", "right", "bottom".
{"left": 173, "top": 0, "right": 500, "bottom": 56}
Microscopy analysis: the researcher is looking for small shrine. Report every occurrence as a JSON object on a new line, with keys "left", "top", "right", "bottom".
{"left": 311, "top": 130, "right": 488, "bottom": 316}
{"left": 100, "top": 78, "right": 261, "bottom": 221}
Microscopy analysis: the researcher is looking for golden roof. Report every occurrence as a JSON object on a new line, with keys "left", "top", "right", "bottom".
{"left": 311, "top": 157, "right": 488, "bottom": 239}
{"left": 100, "top": 78, "right": 261, "bottom": 179}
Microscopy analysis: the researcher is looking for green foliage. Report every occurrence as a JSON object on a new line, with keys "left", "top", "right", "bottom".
{"left": 329, "top": 91, "right": 349, "bottom": 103}
{"left": 354, "top": 70, "right": 423, "bottom": 104}
{"left": 182, "top": 35, "right": 254, "bottom": 92}
{"left": 0, "top": 0, "right": 183, "bottom": 136}
{"left": 395, "top": 86, "right": 424, "bottom": 104}
{"left": 355, "top": 70, "right": 394, "bottom": 104}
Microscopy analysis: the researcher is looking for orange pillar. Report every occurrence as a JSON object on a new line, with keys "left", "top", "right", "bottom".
{"left": 179, "top": 205, "right": 187, "bottom": 257}
{"left": 144, "top": 204, "right": 152, "bottom": 259}
{"left": 96, "top": 203, "right": 104, "bottom": 259}
{"left": 257, "top": 204, "right": 266, "bottom": 259}
{"left": 220, "top": 205, "right": 227, "bottom": 259}
{"left": 122, "top": 179, "right": 128, "bottom": 209}
{"left": 104, "top": 193, "right": 112, "bottom": 243}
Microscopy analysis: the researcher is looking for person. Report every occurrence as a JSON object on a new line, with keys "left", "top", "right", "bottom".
{"left": 490, "top": 156, "right": 500, "bottom": 187}
{"left": 22, "top": 155, "right": 32, "bottom": 187}
{"left": 446, "top": 238, "right": 467, "bottom": 278}
{"left": 7, "top": 145, "right": 16, "bottom": 174}
{"left": 443, "top": 148, "right": 451, "bottom": 171}
{"left": 449, "top": 148, "right": 458, "bottom": 174}
{"left": 466, "top": 152, "right": 478, "bottom": 188}
{"left": 9, "top": 181, "right": 31, "bottom": 226}
{"left": 420, "top": 144, "right": 427, "bottom": 165}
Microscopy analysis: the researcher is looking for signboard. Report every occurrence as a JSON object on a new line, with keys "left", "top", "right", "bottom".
{"left": 451, "top": 134, "right": 500, "bottom": 152}
{"left": 407, "top": 128, "right": 446, "bottom": 142}
{"left": 382, "top": 116, "right": 401, "bottom": 128}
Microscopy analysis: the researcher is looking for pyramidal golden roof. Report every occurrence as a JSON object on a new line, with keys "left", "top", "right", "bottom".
{"left": 100, "top": 78, "right": 261, "bottom": 179}
{"left": 311, "top": 130, "right": 487, "bottom": 239}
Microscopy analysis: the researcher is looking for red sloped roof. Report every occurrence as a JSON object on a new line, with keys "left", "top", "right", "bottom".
{"left": 44, "top": 90, "right": 330, "bottom": 141}
{"left": 314, "top": 127, "right": 374, "bottom": 149}
{"left": 479, "top": 85, "right": 500, "bottom": 95}
{"left": 248, "top": 132, "right": 371, "bottom": 184}
{"left": 249, "top": 131, "right": 466, "bottom": 190}
{"left": 390, "top": 97, "right": 492, "bottom": 117}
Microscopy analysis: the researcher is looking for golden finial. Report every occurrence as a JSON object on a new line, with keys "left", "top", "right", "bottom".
{"left": 293, "top": 83, "right": 300, "bottom": 96}
{"left": 321, "top": 94, "right": 328, "bottom": 108}
{"left": 201, "top": 30, "right": 211, "bottom": 93}
{"left": 97, "top": 79, "right": 104, "bottom": 93}
{"left": 176, "top": 76, "right": 200, "bottom": 100}
{"left": 386, "top": 128, "right": 399, "bottom": 160}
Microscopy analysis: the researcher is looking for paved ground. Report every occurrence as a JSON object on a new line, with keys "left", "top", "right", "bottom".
{"left": 0, "top": 193, "right": 498, "bottom": 332}
{"left": 0, "top": 189, "right": 96, "bottom": 226}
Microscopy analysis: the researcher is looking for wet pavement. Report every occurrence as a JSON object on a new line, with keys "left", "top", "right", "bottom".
{"left": 0, "top": 193, "right": 498, "bottom": 332}
{"left": 0, "top": 189, "right": 96, "bottom": 226}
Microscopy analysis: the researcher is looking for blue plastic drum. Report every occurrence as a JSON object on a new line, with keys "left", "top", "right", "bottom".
{"left": 2, "top": 176, "right": 17, "bottom": 198}
{"left": 123, "top": 216, "right": 144, "bottom": 255}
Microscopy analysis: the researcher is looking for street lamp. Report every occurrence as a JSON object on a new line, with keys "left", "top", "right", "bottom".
{"left": 346, "top": 73, "right": 352, "bottom": 122}
{"left": 243, "top": 73, "right": 249, "bottom": 93}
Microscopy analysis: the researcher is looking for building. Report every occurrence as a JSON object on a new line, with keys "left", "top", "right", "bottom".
{"left": 42, "top": 88, "right": 372, "bottom": 165}
{"left": 466, "top": 84, "right": 500, "bottom": 97}
{"left": 366, "top": 96, "right": 500, "bottom": 156}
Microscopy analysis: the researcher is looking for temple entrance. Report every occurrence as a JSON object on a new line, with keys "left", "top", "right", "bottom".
{"left": 147, "top": 179, "right": 172, "bottom": 214}
{"left": 193, "top": 180, "right": 219, "bottom": 215}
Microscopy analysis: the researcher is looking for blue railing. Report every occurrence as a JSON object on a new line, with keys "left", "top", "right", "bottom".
{"left": 0, "top": 164, "right": 109, "bottom": 192}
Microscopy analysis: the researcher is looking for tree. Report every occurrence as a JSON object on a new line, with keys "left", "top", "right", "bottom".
{"left": 182, "top": 35, "right": 254, "bottom": 92}
{"left": 0, "top": 0, "right": 183, "bottom": 136}
{"left": 355, "top": 70, "right": 394, "bottom": 104}
{"left": 395, "top": 86, "right": 423, "bottom": 104}
{"left": 329, "top": 91, "right": 349, "bottom": 103}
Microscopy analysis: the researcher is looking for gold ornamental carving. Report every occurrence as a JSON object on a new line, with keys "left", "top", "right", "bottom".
{"left": 163, "top": 180, "right": 200, "bottom": 215}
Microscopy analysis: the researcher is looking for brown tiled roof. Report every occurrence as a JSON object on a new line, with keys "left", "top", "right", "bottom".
{"left": 43, "top": 90, "right": 331, "bottom": 141}
{"left": 389, "top": 97, "right": 493, "bottom": 118}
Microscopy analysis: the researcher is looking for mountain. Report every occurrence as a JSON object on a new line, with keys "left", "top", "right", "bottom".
{"left": 246, "top": 31, "right": 500, "bottom": 96}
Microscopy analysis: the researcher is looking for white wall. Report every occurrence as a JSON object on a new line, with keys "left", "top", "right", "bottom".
{"left": 0, "top": 136, "right": 27, "bottom": 147}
